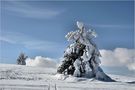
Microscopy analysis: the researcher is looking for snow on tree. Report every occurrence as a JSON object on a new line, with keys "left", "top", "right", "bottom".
{"left": 17, "top": 52, "right": 28, "bottom": 65}
{"left": 57, "top": 21, "right": 114, "bottom": 81}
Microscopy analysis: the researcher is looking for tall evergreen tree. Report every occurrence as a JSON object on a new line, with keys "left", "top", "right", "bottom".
{"left": 57, "top": 21, "right": 114, "bottom": 81}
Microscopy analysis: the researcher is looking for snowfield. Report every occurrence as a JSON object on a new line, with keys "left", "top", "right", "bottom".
{"left": 0, "top": 64, "right": 135, "bottom": 90}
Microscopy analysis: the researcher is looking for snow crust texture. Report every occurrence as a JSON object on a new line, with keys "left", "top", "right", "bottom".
{"left": 0, "top": 64, "right": 135, "bottom": 90}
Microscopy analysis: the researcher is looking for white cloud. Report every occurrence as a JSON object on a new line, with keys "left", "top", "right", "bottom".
{"left": 26, "top": 56, "right": 56, "bottom": 68}
{"left": 100, "top": 48, "right": 135, "bottom": 71}
{"left": 127, "top": 63, "right": 135, "bottom": 71}
{"left": 0, "top": 31, "right": 62, "bottom": 51}
{"left": 3, "top": 1, "right": 64, "bottom": 19}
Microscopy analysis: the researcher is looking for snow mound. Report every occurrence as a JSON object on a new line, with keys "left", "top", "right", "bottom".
{"left": 54, "top": 74, "right": 68, "bottom": 80}
{"left": 26, "top": 56, "right": 56, "bottom": 68}
{"left": 54, "top": 74, "right": 89, "bottom": 82}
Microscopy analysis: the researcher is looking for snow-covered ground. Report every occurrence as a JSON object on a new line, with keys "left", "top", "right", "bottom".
{"left": 0, "top": 64, "right": 135, "bottom": 90}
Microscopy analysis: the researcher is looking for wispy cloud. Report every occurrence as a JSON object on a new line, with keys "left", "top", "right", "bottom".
{"left": 3, "top": 1, "right": 64, "bottom": 19}
{"left": 0, "top": 31, "right": 63, "bottom": 52}
{"left": 100, "top": 48, "right": 135, "bottom": 71}
{"left": 91, "top": 24, "right": 132, "bottom": 29}
{"left": 86, "top": 22, "right": 132, "bottom": 29}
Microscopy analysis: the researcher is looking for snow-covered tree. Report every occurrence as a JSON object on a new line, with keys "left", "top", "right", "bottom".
{"left": 57, "top": 21, "right": 114, "bottom": 81}
{"left": 17, "top": 53, "right": 28, "bottom": 65}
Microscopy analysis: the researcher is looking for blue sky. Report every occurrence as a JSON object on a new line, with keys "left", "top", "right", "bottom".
{"left": 0, "top": 1, "right": 134, "bottom": 76}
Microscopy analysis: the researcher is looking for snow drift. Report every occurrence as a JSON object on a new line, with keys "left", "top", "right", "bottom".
{"left": 26, "top": 56, "right": 56, "bottom": 68}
